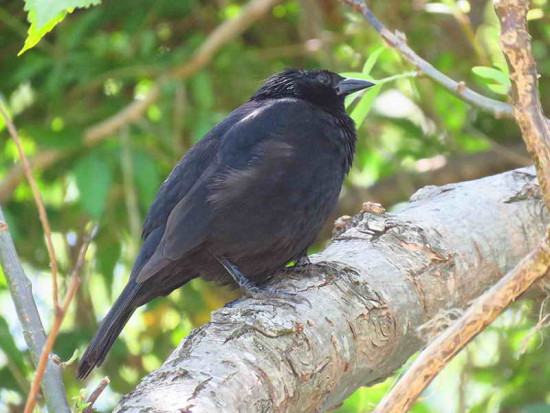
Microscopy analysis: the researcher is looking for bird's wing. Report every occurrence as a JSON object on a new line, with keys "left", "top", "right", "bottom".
{"left": 136, "top": 99, "right": 310, "bottom": 283}
{"left": 134, "top": 104, "right": 256, "bottom": 281}
{"left": 209, "top": 98, "right": 319, "bottom": 210}
{"left": 141, "top": 132, "right": 219, "bottom": 241}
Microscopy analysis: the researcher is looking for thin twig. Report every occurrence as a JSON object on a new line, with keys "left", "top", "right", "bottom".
{"left": 0, "top": 207, "right": 70, "bottom": 412}
{"left": 0, "top": 0, "right": 280, "bottom": 203}
{"left": 373, "top": 229, "right": 550, "bottom": 413}
{"left": 82, "top": 376, "right": 110, "bottom": 413}
{"left": 24, "top": 229, "right": 95, "bottom": 413}
{"left": 0, "top": 105, "right": 60, "bottom": 311}
{"left": 341, "top": 0, "right": 515, "bottom": 119}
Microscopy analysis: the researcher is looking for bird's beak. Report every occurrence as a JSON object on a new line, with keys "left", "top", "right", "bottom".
{"left": 335, "top": 77, "right": 376, "bottom": 96}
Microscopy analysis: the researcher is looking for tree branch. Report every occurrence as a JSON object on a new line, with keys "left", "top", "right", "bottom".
{"left": 114, "top": 166, "right": 547, "bottom": 412}
{"left": 0, "top": 207, "right": 70, "bottom": 413}
{"left": 83, "top": 376, "right": 110, "bottom": 413}
{"left": 373, "top": 230, "right": 550, "bottom": 412}
{"left": 372, "top": 1, "right": 550, "bottom": 409}
{"left": 341, "top": 0, "right": 515, "bottom": 119}
{"left": 495, "top": 0, "right": 550, "bottom": 208}
{"left": 0, "top": 0, "right": 280, "bottom": 203}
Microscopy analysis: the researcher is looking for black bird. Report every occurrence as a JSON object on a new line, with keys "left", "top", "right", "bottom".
{"left": 77, "top": 69, "right": 374, "bottom": 379}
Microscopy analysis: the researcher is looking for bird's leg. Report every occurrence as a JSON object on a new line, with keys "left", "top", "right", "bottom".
{"left": 215, "top": 256, "right": 309, "bottom": 304}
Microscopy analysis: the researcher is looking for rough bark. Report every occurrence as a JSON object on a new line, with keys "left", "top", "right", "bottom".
{"left": 114, "top": 166, "right": 547, "bottom": 413}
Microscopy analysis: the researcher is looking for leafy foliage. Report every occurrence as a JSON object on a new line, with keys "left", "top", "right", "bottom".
{"left": 74, "top": 152, "right": 112, "bottom": 218}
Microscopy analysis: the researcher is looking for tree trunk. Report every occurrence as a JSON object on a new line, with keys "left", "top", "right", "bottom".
{"left": 114, "top": 166, "right": 547, "bottom": 412}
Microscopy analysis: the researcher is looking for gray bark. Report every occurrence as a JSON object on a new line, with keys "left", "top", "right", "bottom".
{"left": 0, "top": 207, "right": 70, "bottom": 412}
{"left": 115, "top": 167, "right": 547, "bottom": 413}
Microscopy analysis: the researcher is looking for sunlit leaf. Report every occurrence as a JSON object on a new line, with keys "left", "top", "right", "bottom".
{"left": 487, "top": 83, "right": 509, "bottom": 95}
{"left": 19, "top": 9, "right": 67, "bottom": 55}
{"left": 339, "top": 72, "right": 375, "bottom": 81}
{"left": 362, "top": 47, "right": 385, "bottom": 75}
{"left": 472, "top": 66, "right": 511, "bottom": 87}
{"left": 350, "top": 84, "right": 382, "bottom": 128}
{"left": 21, "top": 0, "right": 102, "bottom": 54}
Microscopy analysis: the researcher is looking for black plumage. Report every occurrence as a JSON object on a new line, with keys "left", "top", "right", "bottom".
{"left": 77, "top": 69, "right": 374, "bottom": 379}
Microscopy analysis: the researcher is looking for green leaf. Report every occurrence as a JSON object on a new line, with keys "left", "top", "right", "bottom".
{"left": 25, "top": 0, "right": 101, "bottom": 31}
{"left": 25, "top": 126, "right": 84, "bottom": 149}
{"left": 96, "top": 233, "right": 121, "bottom": 294}
{"left": 339, "top": 72, "right": 375, "bottom": 82}
{"left": 132, "top": 151, "right": 160, "bottom": 209}
{"left": 350, "top": 84, "right": 382, "bottom": 128}
{"left": 60, "top": 348, "right": 79, "bottom": 367}
{"left": 0, "top": 100, "right": 11, "bottom": 133}
{"left": 74, "top": 152, "right": 112, "bottom": 218}
{"left": 190, "top": 72, "right": 214, "bottom": 109}
{"left": 487, "top": 83, "right": 509, "bottom": 95}
{"left": 0, "top": 367, "right": 20, "bottom": 392}
{"left": 362, "top": 47, "right": 385, "bottom": 76}
{"left": 21, "top": 0, "right": 102, "bottom": 55}
{"left": 472, "top": 66, "right": 511, "bottom": 87}
{"left": 19, "top": 8, "right": 67, "bottom": 55}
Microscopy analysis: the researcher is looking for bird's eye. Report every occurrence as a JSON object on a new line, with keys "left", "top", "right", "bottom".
{"left": 317, "top": 74, "right": 331, "bottom": 86}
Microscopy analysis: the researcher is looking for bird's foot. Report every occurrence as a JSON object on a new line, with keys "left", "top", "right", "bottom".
{"left": 216, "top": 256, "right": 310, "bottom": 306}
{"left": 242, "top": 283, "right": 311, "bottom": 306}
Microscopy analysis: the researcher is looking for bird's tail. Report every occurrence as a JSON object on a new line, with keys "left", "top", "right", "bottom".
{"left": 77, "top": 283, "right": 140, "bottom": 379}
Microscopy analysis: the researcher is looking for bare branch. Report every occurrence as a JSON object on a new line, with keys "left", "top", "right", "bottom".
{"left": 0, "top": 0, "right": 280, "bottom": 203}
{"left": 495, "top": 0, "right": 550, "bottom": 208}
{"left": 372, "top": 1, "right": 550, "bottom": 410}
{"left": 341, "top": 0, "right": 514, "bottom": 119}
{"left": 83, "top": 376, "right": 110, "bottom": 413}
{"left": 0, "top": 207, "right": 70, "bottom": 413}
{"left": 0, "top": 105, "right": 60, "bottom": 311}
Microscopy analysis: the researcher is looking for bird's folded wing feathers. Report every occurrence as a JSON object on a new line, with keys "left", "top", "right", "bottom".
{"left": 136, "top": 99, "right": 311, "bottom": 283}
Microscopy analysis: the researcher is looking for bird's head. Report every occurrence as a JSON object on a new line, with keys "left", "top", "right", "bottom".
{"left": 250, "top": 69, "right": 375, "bottom": 110}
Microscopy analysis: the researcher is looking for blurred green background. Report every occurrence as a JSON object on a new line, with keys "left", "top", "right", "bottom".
{"left": 1, "top": 0, "right": 549, "bottom": 411}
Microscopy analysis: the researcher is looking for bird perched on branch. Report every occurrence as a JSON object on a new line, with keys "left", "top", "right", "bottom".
{"left": 77, "top": 69, "right": 374, "bottom": 379}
